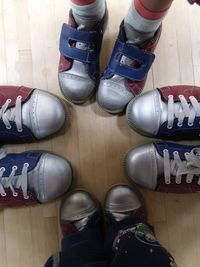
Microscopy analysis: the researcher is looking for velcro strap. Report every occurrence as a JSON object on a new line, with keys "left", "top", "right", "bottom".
{"left": 104, "top": 39, "right": 155, "bottom": 81}
{"left": 59, "top": 23, "right": 102, "bottom": 63}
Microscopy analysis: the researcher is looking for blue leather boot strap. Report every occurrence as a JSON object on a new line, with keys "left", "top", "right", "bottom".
{"left": 60, "top": 23, "right": 102, "bottom": 63}
{"left": 102, "top": 39, "right": 155, "bottom": 81}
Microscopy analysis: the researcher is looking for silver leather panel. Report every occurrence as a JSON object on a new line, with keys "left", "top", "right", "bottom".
{"left": 60, "top": 190, "right": 97, "bottom": 221}
{"left": 125, "top": 143, "right": 164, "bottom": 190}
{"left": 28, "top": 153, "right": 72, "bottom": 203}
{"left": 127, "top": 89, "right": 167, "bottom": 136}
{"left": 22, "top": 89, "right": 66, "bottom": 139}
{"left": 97, "top": 75, "right": 133, "bottom": 113}
{"left": 59, "top": 60, "right": 95, "bottom": 103}
{"left": 127, "top": 89, "right": 184, "bottom": 136}
{"left": 105, "top": 185, "right": 142, "bottom": 213}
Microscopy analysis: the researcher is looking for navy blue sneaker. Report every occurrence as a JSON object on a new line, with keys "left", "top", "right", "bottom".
{"left": 125, "top": 142, "right": 200, "bottom": 193}
{"left": 127, "top": 85, "right": 200, "bottom": 140}
{"left": 58, "top": 10, "right": 108, "bottom": 104}
{"left": 0, "top": 86, "right": 66, "bottom": 143}
{"left": 0, "top": 148, "right": 72, "bottom": 207}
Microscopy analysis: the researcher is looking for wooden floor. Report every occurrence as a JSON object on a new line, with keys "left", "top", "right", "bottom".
{"left": 0, "top": 0, "right": 200, "bottom": 266}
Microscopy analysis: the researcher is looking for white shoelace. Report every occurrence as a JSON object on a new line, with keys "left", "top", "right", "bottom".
{"left": 163, "top": 148, "right": 200, "bottom": 184}
{"left": 167, "top": 94, "right": 200, "bottom": 129}
{"left": 0, "top": 96, "right": 23, "bottom": 132}
{"left": 0, "top": 149, "right": 29, "bottom": 198}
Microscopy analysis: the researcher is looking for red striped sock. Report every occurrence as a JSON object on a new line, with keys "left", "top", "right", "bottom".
{"left": 134, "top": 0, "right": 171, "bottom": 20}
{"left": 71, "top": 0, "right": 96, "bottom": 6}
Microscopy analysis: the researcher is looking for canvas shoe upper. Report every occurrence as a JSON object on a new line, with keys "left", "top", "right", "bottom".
{"left": 125, "top": 142, "right": 200, "bottom": 193}
{"left": 0, "top": 148, "right": 72, "bottom": 207}
{"left": 0, "top": 86, "right": 66, "bottom": 143}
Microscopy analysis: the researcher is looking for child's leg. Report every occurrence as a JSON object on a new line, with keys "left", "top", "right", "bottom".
{"left": 124, "top": 0, "right": 173, "bottom": 45}
{"left": 104, "top": 185, "right": 178, "bottom": 267}
{"left": 108, "top": 222, "right": 178, "bottom": 267}
{"left": 70, "top": 0, "right": 106, "bottom": 28}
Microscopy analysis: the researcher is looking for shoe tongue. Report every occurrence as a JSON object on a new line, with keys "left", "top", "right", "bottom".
{"left": 75, "top": 25, "right": 89, "bottom": 50}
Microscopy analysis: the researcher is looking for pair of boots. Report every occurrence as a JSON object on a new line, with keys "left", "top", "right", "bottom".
{"left": 44, "top": 185, "right": 178, "bottom": 267}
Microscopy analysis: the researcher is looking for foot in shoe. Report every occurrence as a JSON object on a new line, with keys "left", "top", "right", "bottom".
{"left": 0, "top": 148, "right": 72, "bottom": 207}
{"left": 104, "top": 185, "right": 146, "bottom": 223}
{"left": 97, "top": 22, "right": 161, "bottom": 114}
{"left": 127, "top": 85, "right": 200, "bottom": 140}
{"left": 0, "top": 86, "right": 66, "bottom": 143}
{"left": 60, "top": 190, "right": 101, "bottom": 236}
{"left": 58, "top": 9, "right": 108, "bottom": 104}
{"left": 125, "top": 142, "right": 200, "bottom": 193}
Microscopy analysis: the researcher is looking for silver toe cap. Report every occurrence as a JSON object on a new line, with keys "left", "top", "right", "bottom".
{"left": 60, "top": 191, "right": 97, "bottom": 221}
{"left": 126, "top": 89, "right": 163, "bottom": 136}
{"left": 59, "top": 71, "right": 95, "bottom": 104}
{"left": 125, "top": 144, "right": 159, "bottom": 190}
{"left": 105, "top": 185, "right": 142, "bottom": 213}
{"left": 29, "top": 153, "right": 72, "bottom": 203}
{"left": 23, "top": 89, "right": 66, "bottom": 139}
{"left": 97, "top": 78, "right": 133, "bottom": 114}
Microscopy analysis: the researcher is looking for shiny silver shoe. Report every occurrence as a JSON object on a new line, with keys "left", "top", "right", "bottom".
{"left": 58, "top": 10, "right": 108, "bottom": 104}
{"left": 104, "top": 185, "right": 146, "bottom": 222}
{"left": 126, "top": 85, "right": 200, "bottom": 140}
{"left": 0, "top": 148, "right": 72, "bottom": 207}
{"left": 125, "top": 142, "right": 200, "bottom": 193}
{"left": 0, "top": 86, "right": 66, "bottom": 143}
{"left": 97, "top": 24, "right": 161, "bottom": 114}
{"left": 60, "top": 190, "right": 101, "bottom": 236}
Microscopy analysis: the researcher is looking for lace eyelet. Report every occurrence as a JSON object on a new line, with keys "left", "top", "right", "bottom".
{"left": 6, "top": 125, "right": 12, "bottom": 130}
{"left": 176, "top": 180, "right": 181, "bottom": 185}
{"left": 173, "top": 151, "right": 179, "bottom": 156}
{"left": 188, "top": 122, "right": 194, "bottom": 127}
{"left": 1, "top": 193, "right": 7, "bottom": 197}
{"left": 163, "top": 149, "right": 168, "bottom": 153}
{"left": 17, "top": 128, "right": 23, "bottom": 133}
{"left": 184, "top": 152, "right": 190, "bottom": 157}
{"left": 7, "top": 99, "right": 12, "bottom": 103}
{"left": 12, "top": 165, "right": 18, "bottom": 171}
{"left": 13, "top": 192, "right": 18, "bottom": 197}
{"left": 177, "top": 123, "right": 183, "bottom": 127}
{"left": 167, "top": 125, "right": 173, "bottom": 130}
{"left": 168, "top": 95, "right": 173, "bottom": 99}
{"left": 17, "top": 95, "right": 22, "bottom": 100}
{"left": 165, "top": 180, "right": 171, "bottom": 185}
{"left": 179, "top": 95, "right": 184, "bottom": 99}
{"left": 24, "top": 195, "right": 30, "bottom": 200}
{"left": 24, "top": 163, "right": 29, "bottom": 168}
{"left": 186, "top": 179, "right": 192, "bottom": 184}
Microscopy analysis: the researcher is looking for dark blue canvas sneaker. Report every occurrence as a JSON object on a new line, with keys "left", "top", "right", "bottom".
{"left": 0, "top": 148, "right": 72, "bottom": 207}
{"left": 127, "top": 85, "right": 200, "bottom": 140}
{"left": 0, "top": 86, "right": 66, "bottom": 143}
{"left": 125, "top": 142, "right": 200, "bottom": 193}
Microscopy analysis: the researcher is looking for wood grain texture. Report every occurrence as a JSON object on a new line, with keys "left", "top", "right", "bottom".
{"left": 0, "top": 0, "right": 200, "bottom": 266}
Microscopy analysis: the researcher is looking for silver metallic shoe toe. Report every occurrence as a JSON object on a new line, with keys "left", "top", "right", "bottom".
{"left": 22, "top": 89, "right": 66, "bottom": 139}
{"left": 29, "top": 153, "right": 72, "bottom": 203}
{"left": 97, "top": 77, "right": 133, "bottom": 114}
{"left": 125, "top": 143, "right": 162, "bottom": 190}
{"left": 105, "top": 185, "right": 142, "bottom": 213}
{"left": 126, "top": 90, "right": 165, "bottom": 136}
{"left": 59, "top": 61, "right": 96, "bottom": 104}
{"left": 60, "top": 190, "right": 98, "bottom": 222}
